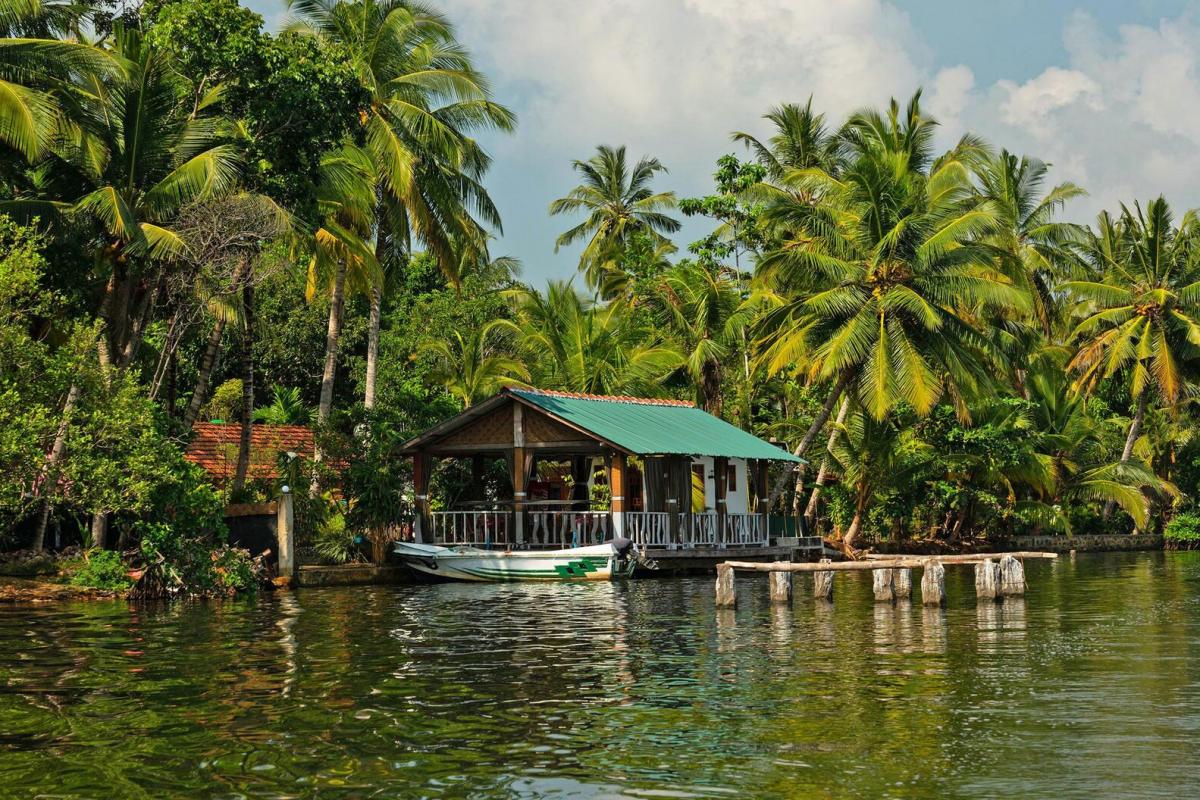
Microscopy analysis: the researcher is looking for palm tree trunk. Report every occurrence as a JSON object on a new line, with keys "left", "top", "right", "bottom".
{"left": 1104, "top": 391, "right": 1149, "bottom": 520}
{"left": 842, "top": 487, "right": 870, "bottom": 552}
{"left": 182, "top": 316, "right": 226, "bottom": 430}
{"left": 767, "top": 372, "right": 851, "bottom": 508}
{"left": 803, "top": 396, "right": 851, "bottom": 521}
{"left": 364, "top": 285, "right": 381, "bottom": 410}
{"left": 32, "top": 383, "right": 80, "bottom": 552}
{"left": 233, "top": 267, "right": 255, "bottom": 493}
{"left": 312, "top": 260, "right": 348, "bottom": 494}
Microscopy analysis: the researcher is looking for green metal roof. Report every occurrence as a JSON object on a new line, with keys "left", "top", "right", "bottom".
{"left": 510, "top": 389, "right": 802, "bottom": 462}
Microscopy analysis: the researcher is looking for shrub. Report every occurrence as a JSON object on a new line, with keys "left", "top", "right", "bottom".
{"left": 1165, "top": 512, "right": 1200, "bottom": 550}
{"left": 68, "top": 550, "right": 134, "bottom": 592}
{"left": 314, "top": 511, "right": 362, "bottom": 564}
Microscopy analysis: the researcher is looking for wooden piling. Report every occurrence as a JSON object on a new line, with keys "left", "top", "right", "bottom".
{"left": 921, "top": 560, "right": 946, "bottom": 607}
{"left": 715, "top": 564, "right": 737, "bottom": 608}
{"left": 894, "top": 568, "right": 912, "bottom": 602}
{"left": 769, "top": 570, "right": 792, "bottom": 603}
{"left": 974, "top": 558, "right": 1000, "bottom": 602}
{"left": 999, "top": 554, "right": 1025, "bottom": 597}
{"left": 813, "top": 558, "right": 834, "bottom": 601}
{"left": 872, "top": 568, "right": 895, "bottom": 603}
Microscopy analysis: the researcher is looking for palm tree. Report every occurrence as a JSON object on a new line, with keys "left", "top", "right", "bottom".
{"left": 503, "top": 280, "right": 682, "bottom": 396}
{"left": 1065, "top": 198, "right": 1200, "bottom": 519}
{"left": 972, "top": 149, "right": 1086, "bottom": 336}
{"left": 651, "top": 262, "right": 747, "bottom": 415}
{"left": 287, "top": 0, "right": 514, "bottom": 409}
{"left": 732, "top": 97, "right": 842, "bottom": 181}
{"left": 549, "top": 144, "right": 679, "bottom": 289}
{"left": 426, "top": 319, "right": 529, "bottom": 407}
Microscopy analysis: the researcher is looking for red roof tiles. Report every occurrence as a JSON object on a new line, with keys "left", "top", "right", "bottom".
{"left": 185, "top": 423, "right": 314, "bottom": 484}
{"left": 509, "top": 387, "right": 695, "bottom": 407}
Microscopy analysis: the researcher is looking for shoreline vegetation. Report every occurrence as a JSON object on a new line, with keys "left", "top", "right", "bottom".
{"left": 4, "top": 0, "right": 1200, "bottom": 597}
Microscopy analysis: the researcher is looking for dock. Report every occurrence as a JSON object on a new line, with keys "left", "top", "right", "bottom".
{"left": 714, "top": 552, "right": 1058, "bottom": 607}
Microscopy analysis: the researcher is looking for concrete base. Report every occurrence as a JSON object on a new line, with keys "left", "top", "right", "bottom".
{"left": 1011, "top": 533, "right": 1163, "bottom": 553}
{"left": 296, "top": 564, "right": 411, "bottom": 587}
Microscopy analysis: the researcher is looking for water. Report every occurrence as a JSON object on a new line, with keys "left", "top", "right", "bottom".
{"left": 1, "top": 552, "right": 1198, "bottom": 799}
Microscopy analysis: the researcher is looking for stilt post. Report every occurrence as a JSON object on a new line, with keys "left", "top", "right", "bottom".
{"left": 276, "top": 487, "right": 295, "bottom": 582}
{"left": 921, "top": 560, "right": 946, "bottom": 607}
{"left": 715, "top": 564, "right": 737, "bottom": 608}
{"left": 872, "top": 568, "right": 896, "bottom": 603}
{"left": 813, "top": 558, "right": 834, "bottom": 601}
{"left": 769, "top": 570, "right": 792, "bottom": 603}
{"left": 999, "top": 554, "right": 1025, "bottom": 597}
{"left": 894, "top": 567, "right": 912, "bottom": 601}
{"left": 975, "top": 558, "right": 1000, "bottom": 602}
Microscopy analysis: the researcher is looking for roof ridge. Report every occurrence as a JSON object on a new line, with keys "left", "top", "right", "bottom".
{"left": 511, "top": 387, "right": 694, "bottom": 407}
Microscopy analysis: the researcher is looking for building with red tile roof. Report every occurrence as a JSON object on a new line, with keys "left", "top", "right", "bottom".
{"left": 185, "top": 423, "right": 314, "bottom": 484}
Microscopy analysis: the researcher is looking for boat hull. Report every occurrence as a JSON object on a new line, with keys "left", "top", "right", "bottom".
{"left": 394, "top": 541, "right": 634, "bottom": 582}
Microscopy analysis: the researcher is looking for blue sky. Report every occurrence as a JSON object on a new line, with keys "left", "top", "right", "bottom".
{"left": 248, "top": 0, "right": 1200, "bottom": 284}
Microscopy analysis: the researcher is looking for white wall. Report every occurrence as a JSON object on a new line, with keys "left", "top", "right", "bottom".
{"left": 689, "top": 456, "right": 749, "bottom": 514}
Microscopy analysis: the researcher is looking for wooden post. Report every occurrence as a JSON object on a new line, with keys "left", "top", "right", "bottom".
{"left": 999, "top": 554, "right": 1025, "bottom": 597}
{"left": 769, "top": 570, "right": 792, "bottom": 603}
{"left": 813, "top": 558, "right": 834, "bottom": 601}
{"left": 715, "top": 564, "right": 736, "bottom": 608}
{"left": 756, "top": 459, "right": 770, "bottom": 541}
{"left": 413, "top": 453, "right": 431, "bottom": 544}
{"left": 609, "top": 452, "right": 627, "bottom": 538}
{"left": 975, "top": 558, "right": 1001, "bottom": 602}
{"left": 276, "top": 489, "right": 294, "bottom": 583}
{"left": 512, "top": 403, "right": 526, "bottom": 545}
{"left": 872, "top": 568, "right": 895, "bottom": 603}
{"left": 714, "top": 456, "right": 728, "bottom": 545}
{"left": 894, "top": 567, "right": 912, "bottom": 601}
{"left": 921, "top": 560, "right": 946, "bottom": 607}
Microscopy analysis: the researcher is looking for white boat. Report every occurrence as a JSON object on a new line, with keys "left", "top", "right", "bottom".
{"left": 394, "top": 539, "right": 637, "bottom": 582}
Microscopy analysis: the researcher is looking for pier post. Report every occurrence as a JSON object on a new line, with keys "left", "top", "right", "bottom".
{"left": 813, "top": 558, "right": 834, "bottom": 601}
{"left": 921, "top": 560, "right": 946, "bottom": 607}
{"left": 276, "top": 488, "right": 295, "bottom": 583}
{"left": 999, "top": 555, "right": 1025, "bottom": 597}
{"left": 715, "top": 564, "right": 737, "bottom": 608}
{"left": 975, "top": 558, "right": 1001, "bottom": 602}
{"left": 872, "top": 569, "right": 895, "bottom": 603}
{"left": 894, "top": 568, "right": 912, "bottom": 602}
{"left": 769, "top": 570, "right": 792, "bottom": 603}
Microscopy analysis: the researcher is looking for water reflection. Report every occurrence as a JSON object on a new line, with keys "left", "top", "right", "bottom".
{"left": 0, "top": 552, "right": 1197, "bottom": 798}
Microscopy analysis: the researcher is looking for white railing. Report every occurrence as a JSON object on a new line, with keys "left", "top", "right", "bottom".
{"left": 625, "top": 511, "right": 769, "bottom": 549}
{"left": 722, "top": 513, "right": 768, "bottom": 547}
{"left": 626, "top": 511, "right": 673, "bottom": 547}
{"left": 431, "top": 510, "right": 510, "bottom": 546}
{"left": 527, "top": 511, "right": 611, "bottom": 547}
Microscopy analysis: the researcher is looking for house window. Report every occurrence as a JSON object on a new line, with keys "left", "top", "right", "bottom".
{"left": 727, "top": 463, "right": 737, "bottom": 492}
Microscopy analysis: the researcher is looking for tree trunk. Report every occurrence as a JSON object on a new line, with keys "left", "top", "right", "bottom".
{"left": 804, "top": 396, "right": 851, "bottom": 522}
{"left": 364, "top": 285, "right": 381, "bottom": 410}
{"left": 701, "top": 357, "right": 722, "bottom": 417}
{"left": 31, "top": 383, "right": 80, "bottom": 552}
{"left": 182, "top": 316, "right": 226, "bottom": 430}
{"left": 120, "top": 277, "right": 159, "bottom": 368}
{"left": 767, "top": 372, "right": 851, "bottom": 508}
{"left": 149, "top": 307, "right": 183, "bottom": 400}
{"left": 1104, "top": 390, "right": 1149, "bottom": 521}
{"left": 842, "top": 488, "right": 869, "bottom": 553}
{"left": 233, "top": 267, "right": 255, "bottom": 493}
{"left": 96, "top": 273, "right": 115, "bottom": 369}
{"left": 91, "top": 512, "right": 108, "bottom": 550}
{"left": 312, "top": 260, "right": 348, "bottom": 493}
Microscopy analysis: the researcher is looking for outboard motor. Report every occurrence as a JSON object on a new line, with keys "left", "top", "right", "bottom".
{"left": 611, "top": 537, "right": 634, "bottom": 559}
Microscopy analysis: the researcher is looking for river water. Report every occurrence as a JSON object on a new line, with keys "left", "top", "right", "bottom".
{"left": 1, "top": 552, "right": 1198, "bottom": 798}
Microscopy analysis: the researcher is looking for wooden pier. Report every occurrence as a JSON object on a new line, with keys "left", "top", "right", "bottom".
{"left": 714, "top": 552, "right": 1057, "bottom": 608}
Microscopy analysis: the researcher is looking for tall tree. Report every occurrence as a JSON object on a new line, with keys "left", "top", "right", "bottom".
{"left": 550, "top": 144, "right": 680, "bottom": 289}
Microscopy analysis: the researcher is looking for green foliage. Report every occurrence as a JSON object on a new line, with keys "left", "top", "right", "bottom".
{"left": 1164, "top": 512, "right": 1200, "bottom": 547}
{"left": 68, "top": 550, "right": 133, "bottom": 592}
{"left": 254, "top": 385, "right": 310, "bottom": 425}
{"left": 313, "top": 509, "right": 360, "bottom": 564}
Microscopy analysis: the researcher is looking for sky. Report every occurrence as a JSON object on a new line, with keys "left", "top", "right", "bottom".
{"left": 247, "top": 0, "right": 1200, "bottom": 284}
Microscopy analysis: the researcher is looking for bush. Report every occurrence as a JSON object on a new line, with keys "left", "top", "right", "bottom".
{"left": 1165, "top": 512, "right": 1200, "bottom": 550}
{"left": 313, "top": 510, "right": 362, "bottom": 564}
{"left": 68, "top": 550, "right": 134, "bottom": 592}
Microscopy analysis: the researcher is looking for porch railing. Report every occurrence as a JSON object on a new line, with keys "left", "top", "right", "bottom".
{"left": 527, "top": 510, "right": 612, "bottom": 547}
{"left": 625, "top": 511, "right": 769, "bottom": 549}
{"left": 431, "top": 510, "right": 511, "bottom": 546}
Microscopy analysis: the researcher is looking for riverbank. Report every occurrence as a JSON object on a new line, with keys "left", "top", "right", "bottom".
{"left": 0, "top": 576, "right": 119, "bottom": 603}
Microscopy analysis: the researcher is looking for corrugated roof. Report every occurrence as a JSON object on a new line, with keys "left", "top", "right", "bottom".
{"left": 185, "top": 423, "right": 314, "bottom": 483}
{"left": 510, "top": 389, "right": 802, "bottom": 462}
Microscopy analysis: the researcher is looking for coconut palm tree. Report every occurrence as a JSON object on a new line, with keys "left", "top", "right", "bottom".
{"left": 286, "top": 0, "right": 514, "bottom": 409}
{"left": 1065, "top": 198, "right": 1200, "bottom": 519}
{"left": 426, "top": 319, "right": 529, "bottom": 407}
{"left": 972, "top": 149, "right": 1086, "bottom": 336}
{"left": 651, "top": 262, "right": 748, "bottom": 416}
{"left": 549, "top": 144, "right": 680, "bottom": 289}
{"left": 732, "top": 97, "right": 842, "bottom": 181}
{"left": 503, "top": 280, "right": 682, "bottom": 396}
